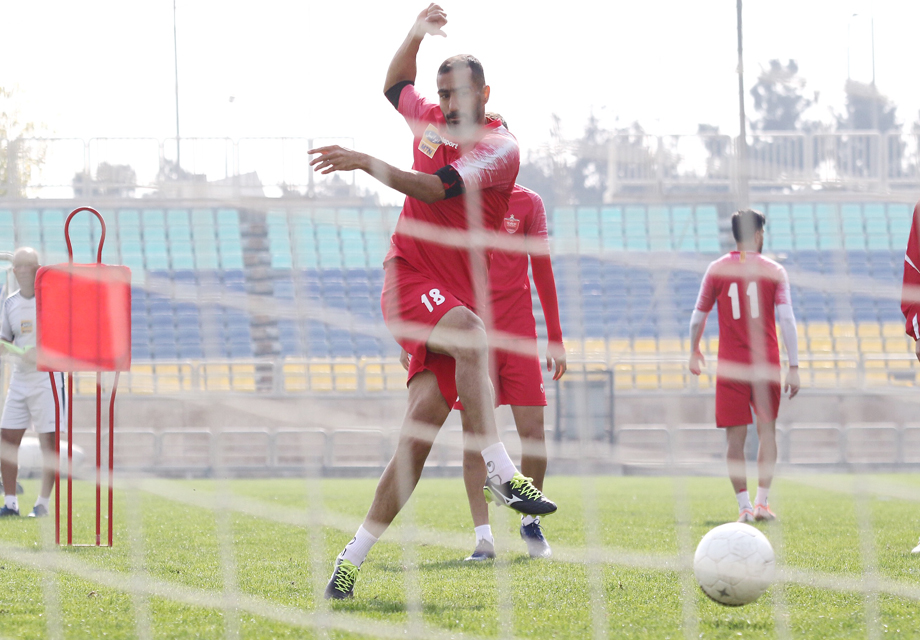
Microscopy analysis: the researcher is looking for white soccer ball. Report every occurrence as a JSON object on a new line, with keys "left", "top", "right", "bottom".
{"left": 693, "top": 522, "right": 775, "bottom": 606}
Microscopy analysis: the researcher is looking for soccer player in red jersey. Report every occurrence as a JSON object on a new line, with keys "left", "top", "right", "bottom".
{"left": 899, "top": 201, "right": 920, "bottom": 554}
{"left": 400, "top": 177, "right": 567, "bottom": 560}
{"left": 462, "top": 180, "right": 565, "bottom": 560}
{"left": 688, "top": 209, "right": 800, "bottom": 523}
{"left": 311, "top": 4, "right": 556, "bottom": 599}
{"left": 900, "top": 201, "right": 920, "bottom": 365}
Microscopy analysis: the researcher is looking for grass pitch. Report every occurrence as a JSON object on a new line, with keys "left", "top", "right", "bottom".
{"left": 2, "top": 474, "right": 920, "bottom": 639}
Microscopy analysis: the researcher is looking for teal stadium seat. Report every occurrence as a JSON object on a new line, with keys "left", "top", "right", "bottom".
{"left": 16, "top": 209, "right": 42, "bottom": 249}
{"left": 888, "top": 204, "right": 913, "bottom": 237}
{"left": 340, "top": 227, "right": 367, "bottom": 269}
{"left": 695, "top": 206, "right": 719, "bottom": 250}
{"left": 292, "top": 215, "right": 318, "bottom": 269}
{"left": 552, "top": 208, "right": 577, "bottom": 254}
{"left": 267, "top": 211, "right": 293, "bottom": 269}
{"left": 623, "top": 206, "right": 648, "bottom": 251}
{"left": 217, "top": 217, "right": 243, "bottom": 269}
{"left": 576, "top": 207, "right": 600, "bottom": 253}
{"left": 315, "top": 224, "right": 342, "bottom": 269}
{"left": 672, "top": 206, "right": 695, "bottom": 252}
{"left": 600, "top": 207, "right": 624, "bottom": 252}
{"left": 0, "top": 210, "right": 14, "bottom": 252}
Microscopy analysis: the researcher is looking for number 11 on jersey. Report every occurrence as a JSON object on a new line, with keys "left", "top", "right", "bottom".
{"left": 727, "top": 282, "right": 760, "bottom": 319}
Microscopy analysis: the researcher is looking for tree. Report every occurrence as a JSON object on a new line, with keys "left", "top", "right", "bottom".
{"left": 836, "top": 79, "right": 898, "bottom": 132}
{"left": 0, "top": 87, "right": 46, "bottom": 197}
{"left": 749, "top": 60, "right": 816, "bottom": 131}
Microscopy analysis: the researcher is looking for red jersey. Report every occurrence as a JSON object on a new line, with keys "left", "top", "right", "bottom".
{"left": 386, "top": 83, "right": 520, "bottom": 310}
{"left": 901, "top": 202, "right": 920, "bottom": 340}
{"left": 695, "top": 252, "right": 791, "bottom": 369}
{"left": 489, "top": 186, "right": 562, "bottom": 343}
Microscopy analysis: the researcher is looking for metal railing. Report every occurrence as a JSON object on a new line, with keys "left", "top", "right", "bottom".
{"left": 1, "top": 136, "right": 357, "bottom": 199}
{"left": 2, "top": 132, "right": 919, "bottom": 200}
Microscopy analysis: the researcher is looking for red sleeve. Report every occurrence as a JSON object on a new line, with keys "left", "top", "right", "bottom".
{"left": 451, "top": 127, "right": 519, "bottom": 191}
{"left": 902, "top": 202, "right": 920, "bottom": 339}
{"left": 527, "top": 196, "right": 563, "bottom": 345}
{"left": 695, "top": 263, "right": 717, "bottom": 313}
{"left": 396, "top": 84, "right": 440, "bottom": 135}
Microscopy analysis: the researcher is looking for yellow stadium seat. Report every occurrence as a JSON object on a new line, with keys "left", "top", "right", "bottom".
{"left": 832, "top": 322, "right": 856, "bottom": 338}
{"left": 230, "top": 363, "right": 257, "bottom": 392}
{"left": 857, "top": 323, "right": 881, "bottom": 339}
{"left": 608, "top": 339, "right": 631, "bottom": 358}
{"left": 331, "top": 361, "right": 359, "bottom": 392}
{"left": 834, "top": 337, "right": 859, "bottom": 353}
{"left": 659, "top": 362, "right": 685, "bottom": 388}
{"left": 613, "top": 363, "right": 634, "bottom": 390}
{"left": 806, "top": 322, "right": 831, "bottom": 338}
{"left": 202, "top": 363, "right": 232, "bottom": 392}
{"left": 634, "top": 363, "right": 659, "bottom": 390}
{"left": 807, "top": 337, "right": 833, "bottom": 353}
{"left": 657, "top": 338, "right": 683, "bottom": 354}
{"left": 884, "top": 337, "right": 911, "bottom": 354}
{"left": 706, "top": 337, "right": 719, "bottom": 353}
{"left": 583, "top": 339, "right": 607, "bottom": 357}
{"left": 809, "top": 360, "right": 837, "bottom": 387}
{"left": 882, "top": 322, "right": 906, "bottom": 338}
{"left": 860, "top": 337, "right": 884, "bottom": 353}
{"left": 634, "top": 339, "right": 657, "bottom": 353}
{"left": 125, "top": 364, "right": 155, "bottom": 395}
{"left": 152, "top": 364, "right": 193, "bottom": 393}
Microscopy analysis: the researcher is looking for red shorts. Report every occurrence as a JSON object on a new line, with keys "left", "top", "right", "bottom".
{"left": 491, "top": 338, "right": 546, "bottom": 407}
{"left": 715, "top": 376, "right": 781, "bottom": 428}
{"left": 452, "top": 338, "right": 547, "bottom": 410}
{"left": 382, "top": 258, "right": 465, "bottom": 404}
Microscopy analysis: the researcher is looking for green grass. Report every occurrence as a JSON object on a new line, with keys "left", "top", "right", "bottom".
{"left": 2, "top": 474, "right": 920, "bottom": 638}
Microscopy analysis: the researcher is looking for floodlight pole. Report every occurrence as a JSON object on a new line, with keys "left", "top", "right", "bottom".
{"left": 735, "top": 0, "right": 749, "bottom": 210}
{"left": 173, "top": 0, "right": 181, "bottom": 169}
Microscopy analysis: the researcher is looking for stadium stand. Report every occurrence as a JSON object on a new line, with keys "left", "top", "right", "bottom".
{"left": 1, "top": 200, "right": 918, "bottom": 395}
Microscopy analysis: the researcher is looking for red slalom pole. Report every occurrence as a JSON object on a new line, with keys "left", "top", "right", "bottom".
{"left": 50, "top": 373, "right": 61, "bottom": 546}
{"left": 95, "top": 373, "right": 102, "bottom": 546}
{"left": 67, "top": 372, "right": 73, "bottom": 546}
{"left": 107, "top": 372, "right": 120, "bottom": 547}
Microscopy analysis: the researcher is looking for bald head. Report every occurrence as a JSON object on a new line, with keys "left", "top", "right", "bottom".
{"left": 12, "top": 247, "right": 40, "bottom": 269}
{"left": 11, "top": 247, "right": 40, "bottom": 298}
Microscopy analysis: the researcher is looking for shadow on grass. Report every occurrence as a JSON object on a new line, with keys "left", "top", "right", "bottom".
{"left": 330, "top": 597, "right": 486, "bottom": 616}
{"left": 706, "top": 617, "right": 773, "bottom": 632}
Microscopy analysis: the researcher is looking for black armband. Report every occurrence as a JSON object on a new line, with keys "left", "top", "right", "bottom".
{"left": 434, "top": 165, "right": 465, "bottom": 199}
{"left": 384, "top": 80, "right": 414, "bottom": 110}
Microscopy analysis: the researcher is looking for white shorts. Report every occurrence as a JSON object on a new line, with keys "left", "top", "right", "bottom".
{"left": 0, "top": 372, "right": 65, "bottom": 434}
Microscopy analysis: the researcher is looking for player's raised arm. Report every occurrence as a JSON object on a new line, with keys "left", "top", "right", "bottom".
{"left": 384, "top": 4, "right": 447, "bottom": 96}
{"left": 308, "top": 145, "right": 447, "bottom": 203}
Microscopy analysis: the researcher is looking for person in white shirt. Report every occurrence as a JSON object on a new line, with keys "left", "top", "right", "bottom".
{"left": 0, "top": 248, "right": 64, "bottom": 517}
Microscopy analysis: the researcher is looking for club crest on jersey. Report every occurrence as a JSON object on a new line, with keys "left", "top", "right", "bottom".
{"left": 20, "top": 320, "right": 32, "bottom": 334}
{"left": 418, "top": 124, "right": 443, "bottom": 158}
{"left": 504, "top": 214, "right": 520, "bottom": 234}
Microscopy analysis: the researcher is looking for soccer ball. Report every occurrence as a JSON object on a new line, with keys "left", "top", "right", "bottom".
{"left": 693, "top": 522, "right": 775, "bottom": 606}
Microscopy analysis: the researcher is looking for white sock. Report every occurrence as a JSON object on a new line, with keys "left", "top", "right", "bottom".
{"left": 754, "top": 485, "right": 770, "bottom": 507}
{"left": 521, "top": 515, "right": 537, "bottom": 526}
{"left": 736, "top": 490, "right": 752, "bottom": 512}
{"left": 474, "top": 525, "right": 493, "bottom": 545}
{"left": 338, "top": 526, "right": 378, "bottom": 568}
{"left": 5, "top": 495, "right": 18, "bottom": 511}
{"left": 481, "top": 442, "right": 516, "bottom": 484}
{"left": 35, "top": 496, "right": 50, "bottom": 509}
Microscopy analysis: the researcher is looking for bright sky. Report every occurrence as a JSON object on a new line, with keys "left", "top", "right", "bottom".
{"left": 2, "top": 0, "right": 918, "bottom": 199}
